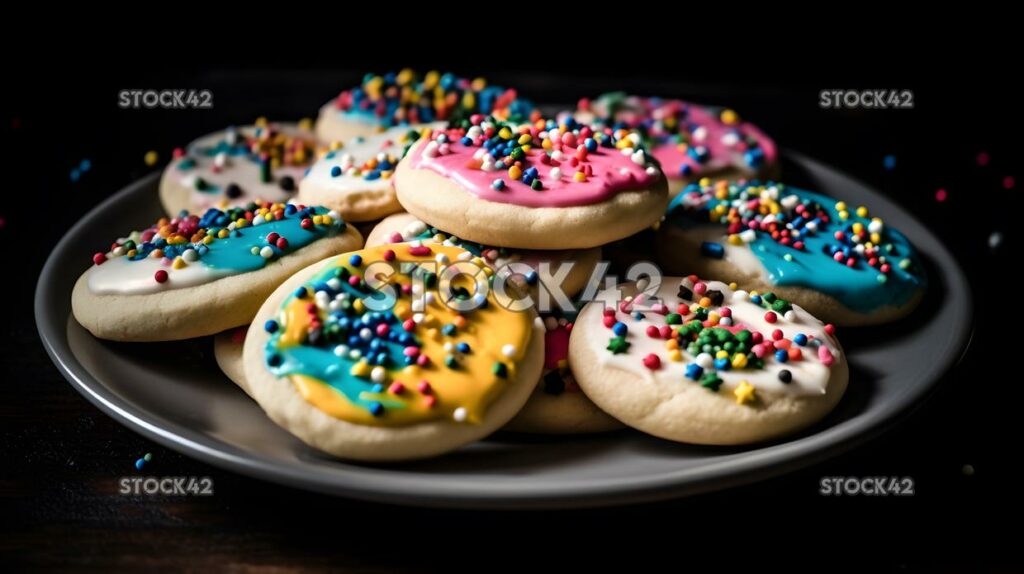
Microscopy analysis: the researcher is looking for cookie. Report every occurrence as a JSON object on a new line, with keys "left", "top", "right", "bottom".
{"left": 365, "top": 212, "right": 601, "bottom": 299}
{"left": 242, "top": 243, "right": 545, "bottom": 461}
{"left": 214, "top": 327, "right": 251, "bottom": 396}
{"left": 72, "top": 202, "right": 363, "bottom": 342}
{"left": 159, "top": 120, "right": 316, "bottom": 215}
{"left": 315, "top": 69, "right": 537, "bottom": 144}
{"left": 394, "top": 116, "right": 669, "bottom": 249}
{"left": 569, "top": 276, "right": 848, "bottom": 445}
{"left": 298, "top": 124, "right": 443, "bottom": 222}
{"left": 658, "top": 181, "right": 926, "bottom": 325}
{"left": 504, "top": 313, "right": 622, "bottom": 434}
{"left": 574, "top": 93, "right": 778, "bottom": 196}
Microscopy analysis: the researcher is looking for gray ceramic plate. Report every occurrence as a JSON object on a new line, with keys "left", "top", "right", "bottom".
{"left": 36, "top": 152, "right": 971, "bottom": 509}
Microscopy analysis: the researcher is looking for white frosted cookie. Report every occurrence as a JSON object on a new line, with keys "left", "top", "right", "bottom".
{"left": 214, "top": 327, "right": 250, "bottom": 396}
{"left": 242, "top": 243, "right": 545, "bottom": 461}
{"left": 569, "top": 276, "right": 848, "bottom": 445}
{"left": 573, "top": 93, "right": 779, "bottom": 196}
{"left": 298, "top": 124, "right": 444, "bottom": 222}
{"left": 315, "top": 69, "right": 537, "bottom": 144}
{"left": 504, "top": 313, "right": 622, "bottom": 434}
{"left": 159, "top": 121, "right": 315, "bottom": 215}
{"left": 658, "top": 181, "right": 926, "bottom": 325}
{"left": 72, "top": 202, "right": 363, "bottom": 342}
{"left": 393, "top": 116, "right": 668, "bottom": 250}
{"left": 366, "top": 212, "right": 601, "bottom": 299}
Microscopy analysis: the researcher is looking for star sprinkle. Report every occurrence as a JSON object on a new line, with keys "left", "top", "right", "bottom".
{"left": 607, "top": 336, "right": 631, "bottom": 354}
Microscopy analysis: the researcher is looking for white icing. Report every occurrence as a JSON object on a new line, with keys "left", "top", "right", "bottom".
{"left": 168, "top": 123, "right": 313, "bottom": 211}
{"left": 303, "top": 123, "right": 446, "bottom": 196}
{"left": 584, "top": 278, "right": 841, "bottom": 397}
{"left": 87, "top": 254, "right": 227, "bottom": 295}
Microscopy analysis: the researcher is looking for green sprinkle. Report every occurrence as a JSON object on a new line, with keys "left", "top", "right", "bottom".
{"left": 700, "top": 373, "right": 723, "bottom": 392}
{"left": 665, "top": 313, "right": 682, "bottom": 325}
{"left": 492, "top": 361, "right": 508, "bottom": 378}
{"left": 607, "top": 336, "right": 631, "bottom": 354}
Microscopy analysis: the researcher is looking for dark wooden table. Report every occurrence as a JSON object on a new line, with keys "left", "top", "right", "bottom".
{"left": 2, "top": 66, "right": 1019, "bottom": 570}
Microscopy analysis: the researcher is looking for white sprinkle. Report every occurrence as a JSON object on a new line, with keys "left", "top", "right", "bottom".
{"left": 333, "top": 345, "right": 349, "bottom": 357}
{"left": 259, "top": 246, "right": 275, "bottom": 259}
{"left": 550, "top": 167, "right": 562, "bottom": 180}
{"left": 453, "top": 407, "right": 467, "bottom": 422}
{"left": 989, "top": 231, "right": 1003, "bottom": 249}
{"left": 371, "top": 366, "right": 386, "bottom": 384}
{"left": 182, "top": 248, "right": 199, "bottom": 262}
{"left": 692, "top": 126, "right": 708, "bottom": 142}
{"left": 359, "top": 328, "right": 373, "bottom": 340}
{"left": 696, "top": 353, "right": 714, "bottom": 369}
{"left": 502, "top": 344, "right": 517, "bottom": 357}
{"left": 435, "top": 253, "right": 449, "bottom": 264}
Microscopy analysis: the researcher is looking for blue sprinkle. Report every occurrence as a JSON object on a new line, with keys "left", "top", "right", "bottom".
{"left": 293, "top": 286, "right": 308, "bottom": 298}
{"left": 774, "top": 349, "right": 789, "bottom": 363}
{"left": 685, "top": 363, "right": 704, "bottom": 380}
{"left": 492, "top": 179, "right": 505, "bottom": 191}
{"left": 442, "top": 323, "right": 457, "bottom": 336}
{"left": 714, "top": 358, "right": 730, "bottom": 370}
{"left": 679, "top": 164, "right": 693, "bottom": 176}
{"left": 751, "top": 295, "right": 762, "bottom": 305}
{"left": 349, "top": 254, "right": 363, "bottom": 267}
{"left": 612, "top": 322, "right": 628, "bottom": 337}
{"left": 883, "top": 154, "right": 897, "bottom": 170}
{"left": 524, "top": 271, "right": 539, "bottom": 285}
{"left": 330, "top": 166, "right": 342, "bottom": 177}
{"left": 700, "top": 241, "right": 725, "bottom": 259}
{"left": 794, "top": 333, "right": 808, "bottom": 346}
{"left": 135, "top": 458, "right": 145, "bottom": 470}
{"left": 585, "top": 137, "right": 598, "bottom": 152}
{"left": 461, "top": 136, "right": 473, "bottom": 146}
{"left": 371, "top": 383, "right": 384, "bottom": 393}
{"left": 368, "top": 402, "right": 385, "bottom": 417}
{"left": 69, "top": 168, "right": 81, "bottom": 182}
{"left": 264, "top": 320, "right": 279, "bottom": 333}
{"left": 80, "top": 158, "right": 92, "bottom": 171}
{"left": 456, "top": 342, "right": 471, "bottom": 354}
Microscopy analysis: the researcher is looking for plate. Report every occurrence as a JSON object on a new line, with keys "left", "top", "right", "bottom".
{"left": 35, "top": 153, "right": 971, "bottom": 509}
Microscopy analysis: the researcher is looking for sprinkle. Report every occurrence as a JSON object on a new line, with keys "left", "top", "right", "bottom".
{"left": 453, "top": 407, "right": 467, "bottom": 422}
{"left": 700, "top": 241, "right": 725, "bottom": 259}
{"left": 989, "top": 232, "right": 1002, "bottom": 250}
{"left": 734, "top": 381, "right": 755, "bottom": 405}
{"left": 492, "top": 361, "right": 508, "bottom": 378}
{"left": 764, "top": 311, "right": 777, "bottom": 323}
{"left": 778, "top": 369, "right": 792, "bottom": 383}
{"left": 935, "top": 188, "right": 948, "bottom": 202}
{"left": 642, "top": 354, "right": 661, "bottom": 370}
{"left": 882, "top": 154, "right": 896, "bottom": 170}
{"left": 501, "top": 344, "right": 517, "bottom": 357}
{"left": 144, "top": 150, "right": 159, "bottom": 166}
{"left": 154, "top": 270, "right": 168, "bottom": 284}
{"left": 1004, "top": 176, "right": 1016, "bottom": 190}
{"left": 607, "top": 336, "right": 631, "bottom": 354}
{"left": 976, "top": 151, "right": 990, "bottom": 167}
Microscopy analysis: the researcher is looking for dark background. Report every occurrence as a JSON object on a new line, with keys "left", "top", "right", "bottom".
{"left": 3, "top": 49, "right": 1021, "bottom": 570}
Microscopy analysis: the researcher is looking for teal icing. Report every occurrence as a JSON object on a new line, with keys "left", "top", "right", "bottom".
{"left": 200, "top": 206, "right": 337, "bottom": 273}
{"left": 666, "top": 185, "right": 926, "bottom": 313}
{"left": 263, "top": 259, "right": 426, "bottom": 415}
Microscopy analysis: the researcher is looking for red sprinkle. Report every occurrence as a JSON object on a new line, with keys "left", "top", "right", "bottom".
{"left": 642, "top": 354, "right": 661, "bottom": 370}
{"left": 154, "top": 270, "right": 168, "bottom": 283}
{"left": 764, "top": 311, "right": 777, "bottom": 324}
{"left": 92, "top": 253, "right": 106, "bottom": 265}
{"left": 383, "top": 249, "right": 396, "bottom": 262}
{"left": 276, "top": 237, "right": 288, "bottom": 249}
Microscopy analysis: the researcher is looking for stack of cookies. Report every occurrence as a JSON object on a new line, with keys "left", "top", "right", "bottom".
{"left": 70, "top": 70, "right": 927, "bottom": 461}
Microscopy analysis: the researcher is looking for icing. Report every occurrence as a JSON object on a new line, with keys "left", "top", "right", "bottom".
{"left": 584, "top": 277, "right": 841, "bottom": 401}
{"left": 262, "top": 244, "right": 536, "bottom": 426}
{"left": 664, "top": 181, "right": 926, "bottom": 313}
{"left": 303, "top": 123, "right": 444, "bottom": 195}
{"left": 327, "top": 69, "right": 537, "bottom": 128}
{"left": 88, "top": 202, "right": 345, "bottom": 295}
{"left": 405, "top": 116, "right": 664, "bottom": 208}
{"left": 574, "top": 93, "right": 777, "bottom": 181}
{"left": 539, "top": 312, "right": 581, "bottom": 396}
{"left": 167, "top": 120, "right": 316, "bottom": 211}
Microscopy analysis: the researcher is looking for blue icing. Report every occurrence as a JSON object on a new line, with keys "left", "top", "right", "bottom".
{"left": 263, "top": 261, "right": 423, "bottom": 415}
{"left": 125, "top": 205, "right": 342, "bottom": 274}
{"left": 666, "top": 183, "right": 926, "bottom": 313}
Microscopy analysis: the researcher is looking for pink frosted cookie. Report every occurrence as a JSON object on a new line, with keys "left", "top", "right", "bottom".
{"left": 159, "top": 120, "right": 316, "bottom": 215}
{"left": 574, "top": 93, "right": 778, "bottom": 196}
{"left": 394, "top": 116, "right": 668, "bottom": 249}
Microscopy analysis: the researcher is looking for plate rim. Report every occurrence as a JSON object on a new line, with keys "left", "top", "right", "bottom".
{"left": 35, "top": 158, "right": 973, "bottom": 509}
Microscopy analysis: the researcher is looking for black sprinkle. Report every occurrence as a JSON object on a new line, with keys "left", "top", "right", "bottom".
{"left": 226, "top": 183, "right": 243, "bottom": 199}
{"left": 678, "top": 285, "right": 693, "bottom": 301}
{"left": 279, "top": 176, "right": 296, "bottom": 192}
{"left": 778, "top": 369, "right": 792, "bottom": 384}
{"left": 707, "top": 290, "right": 724, "bottom": 306}
{"left": 542, "top": 371, "right": 566, "bottom": 395}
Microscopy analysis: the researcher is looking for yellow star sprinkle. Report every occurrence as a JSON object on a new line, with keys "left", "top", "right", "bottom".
{"left": 734, "top": 380, "right": 756, "bottom": 405}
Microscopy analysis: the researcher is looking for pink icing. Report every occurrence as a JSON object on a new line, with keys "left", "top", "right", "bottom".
{"left": 544, "top": 324, "right": 571, "bottom": 370}
{"left": 405, "top": 124, "right": 663, "bottom": 208}
{"left": 581, "top": 97, "right": 777, "bottom": 181}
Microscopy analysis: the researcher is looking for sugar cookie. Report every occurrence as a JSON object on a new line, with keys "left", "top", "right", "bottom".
{"left": 569, "top": 276, "right": 848, "bottom": 445}
{"left": 315, "top": 69, "right": 536, "bottom": 144}
{"left": 394, "top": 116, "right": 669, "bottom": 249}
{"left": 159, "top": 120, "right": 316, "bottom": 215}
{"left": 214, "top": 327, "right": 250, "bottom": 396}
{"left": 658, "top": 181, "right": 926, "bottom": 325}
{"left": 72, "top": 202, "right": 363, "bottom": 341}
{"left": 242, "top": 243, "right": 545, "bottom": 461}
{"left": 504, "top": 312, "right": 622, "bottom": 434}
{"left": 298, "top": 124, "right": 443, "bottom": 222}
{"left": 574, "top": 93, "right": 778, "bottom": 196}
